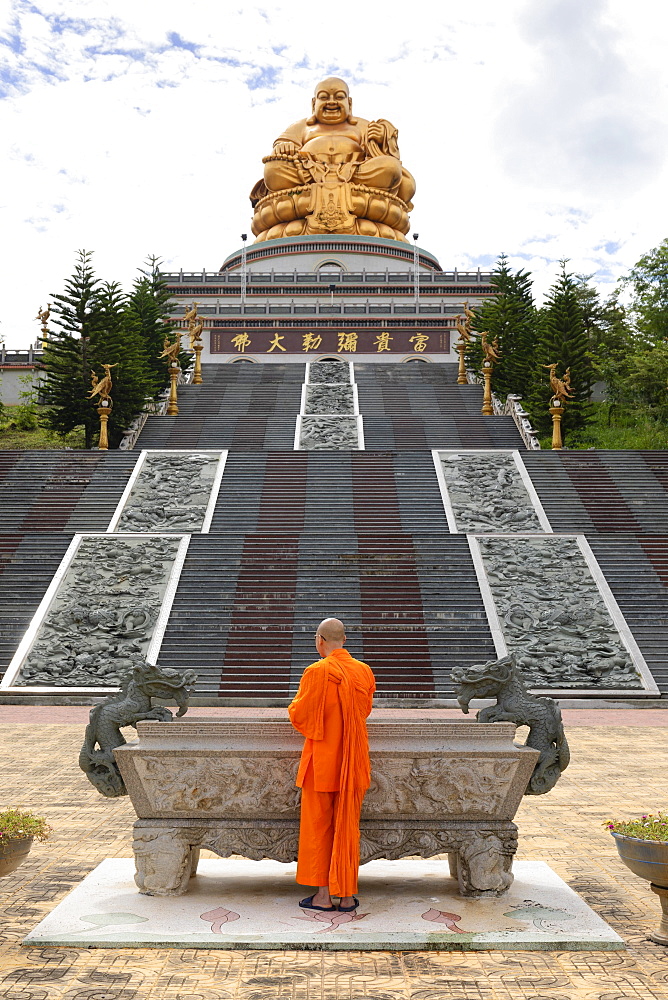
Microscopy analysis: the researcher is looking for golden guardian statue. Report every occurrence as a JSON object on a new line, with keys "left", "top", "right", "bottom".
{"left": 249, "top": 77, "right": 415, "bottom": 243}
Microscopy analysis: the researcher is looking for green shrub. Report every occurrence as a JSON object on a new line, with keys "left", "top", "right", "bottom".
{"left": 10, "top": 404, "right": 39, "bottom": 431}
{"left": 0, "top": 808, "right": 51, "bottom": 842}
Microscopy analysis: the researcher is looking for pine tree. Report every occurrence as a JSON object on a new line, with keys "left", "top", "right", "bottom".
{"left": 93, "top": 282, "right": 158, "bottom": 448}
{"left": 527, "top": 261, "right": 594, "bottom": 441}
{"left": 41, "top": 251, "right": 158, "bottom": 449}
{"left": 40, "top": 250, "right": 105, "bottom": 449}
{"left": 467, "top": 254, "right": 537, "bottom": 400}
{"left": 125, "top": 256, "right": 181, "bottom": 390}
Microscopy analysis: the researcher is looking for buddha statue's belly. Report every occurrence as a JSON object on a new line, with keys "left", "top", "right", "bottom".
{"left": 300, "top": 134, "right": 363, "bottom": 163}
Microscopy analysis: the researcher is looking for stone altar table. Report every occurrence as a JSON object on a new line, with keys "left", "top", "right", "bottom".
{"left": 114, "top": 714, "right": 539, "bottom": 899}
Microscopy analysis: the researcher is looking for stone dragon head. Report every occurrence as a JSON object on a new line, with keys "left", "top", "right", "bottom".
{"left": 451, "top": 655, "right": 515, "bottom": 713}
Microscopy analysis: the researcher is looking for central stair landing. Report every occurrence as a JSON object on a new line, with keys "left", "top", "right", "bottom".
{"left": 134, "top": 363, "right": 524, "bottom": 450}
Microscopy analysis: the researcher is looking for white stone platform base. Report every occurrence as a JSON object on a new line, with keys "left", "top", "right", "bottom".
{"left": 23, "top": 858, "right": 624, "bottom": 951}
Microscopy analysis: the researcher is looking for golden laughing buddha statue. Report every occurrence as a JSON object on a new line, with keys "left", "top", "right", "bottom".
{"left": 249, "top": 77, "right": 416, "bottom": 243}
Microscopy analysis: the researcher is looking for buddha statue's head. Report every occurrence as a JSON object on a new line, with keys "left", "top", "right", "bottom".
{"left": 307, "top": 77, "right": 357, "bottom": 126}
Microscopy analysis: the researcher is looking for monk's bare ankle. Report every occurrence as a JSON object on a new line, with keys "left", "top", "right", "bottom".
{"left": 312, "top": 887, "right": 332, "bottom": 907}
{"left": 340, "top": 896, "right": 355, "bottom": 908}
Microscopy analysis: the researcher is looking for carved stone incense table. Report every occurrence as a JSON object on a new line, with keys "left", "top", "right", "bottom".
{"left": 114, "top": 714, "right": 538, "bottom": 899}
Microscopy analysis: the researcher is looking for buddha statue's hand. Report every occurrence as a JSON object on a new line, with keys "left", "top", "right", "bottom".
{"left": 366, "top": 120, "right": 386, "bottom": 151}
{"left": 274, "top": 140, "right": 300, "bottom": 156}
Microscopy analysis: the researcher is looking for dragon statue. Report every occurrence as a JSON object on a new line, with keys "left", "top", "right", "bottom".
{"left": 451, "top": 654, "right": 570, "bottom": 795}
{"left": 79, "top": 661, "right": 198, "bottom": 797}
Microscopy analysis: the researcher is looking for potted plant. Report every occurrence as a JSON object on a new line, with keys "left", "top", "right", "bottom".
{"left": 0, "top": 809, "right": 51, "bottom": 877}
{"left": 606, "top": 812, "right": 668, "bottom": 945}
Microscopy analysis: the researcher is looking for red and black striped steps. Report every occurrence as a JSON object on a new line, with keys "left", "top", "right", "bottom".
{"left": 155, "top": 532, "right": 496, "bottom": 700}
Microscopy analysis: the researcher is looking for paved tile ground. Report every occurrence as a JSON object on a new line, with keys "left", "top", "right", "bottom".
{"left": 1, "top": 720, "right": 667, "bottom": 999}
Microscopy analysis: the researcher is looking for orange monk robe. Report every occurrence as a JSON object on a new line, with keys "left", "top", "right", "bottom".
{"left": 288, "top": 648, "right": 375, "bottom": 897}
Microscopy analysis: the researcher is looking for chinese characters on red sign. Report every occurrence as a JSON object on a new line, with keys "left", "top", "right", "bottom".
{"left": 210, "top": 328, "right": 451, "bottom": 355}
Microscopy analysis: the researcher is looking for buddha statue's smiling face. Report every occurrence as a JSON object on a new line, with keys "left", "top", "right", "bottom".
{"left": 312, "top": 78, "right": 352, "bottom": 125}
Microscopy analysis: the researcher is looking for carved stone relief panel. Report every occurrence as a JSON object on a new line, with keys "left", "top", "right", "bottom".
{"left": 15, "top": 535, "right": 183, "bottom": 688}
{"left": 363, "top": 757, "right": 518, "bottom": 817}
{"left": 305, "top": 384, "right": 355, "bottom": 414}
{"left": 132, "top": 819, "right": 518, "bottom": 897}
{"left": 299, "top": 415, "right": 359, "bottom": 449}
{"left": 133, "top": 754, "right": 301, "bottom": 817}
{"left": 439, "top": 452, "right": 546, "bottom": 532}
{"left": 477, "top": 535, "right": 643, "bottom": 689}
{"left": 127, "top": 750, "right": 519, "bottom": 821}
{"left": 203, "top": 826, "right": 300, "bottom": 865}
{"left": 115, "top": 452, "right": 222, "bottom": 532}
{"left": 308, "top": 360, "right": 351, "bottom": 384}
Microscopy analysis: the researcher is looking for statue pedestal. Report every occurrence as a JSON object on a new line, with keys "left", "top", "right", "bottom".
{"left": 253, "top": 157, "right": 410, "bottom": 242}
{"left": 114, "top": 714, "right": 538, "bottom": 898}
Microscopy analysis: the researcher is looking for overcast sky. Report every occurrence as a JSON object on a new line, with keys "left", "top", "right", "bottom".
{"left": 2, "top": 0, "right": 667, "bottom": 348}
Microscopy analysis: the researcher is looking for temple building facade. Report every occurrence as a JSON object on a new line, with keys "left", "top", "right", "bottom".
{"left": 164, "top": 237, "right": 495, "bottom": 365}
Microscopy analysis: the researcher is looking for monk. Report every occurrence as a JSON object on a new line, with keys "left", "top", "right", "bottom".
{"left": 288, "top": 617, "right": 376, "bottom": 911}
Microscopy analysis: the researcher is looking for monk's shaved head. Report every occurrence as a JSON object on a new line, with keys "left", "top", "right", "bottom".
{"left": 317, "top": 617, "right": 346, "bottom": 643}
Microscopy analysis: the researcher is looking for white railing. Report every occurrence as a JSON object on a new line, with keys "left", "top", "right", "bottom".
{"left": 180, "top": 362, "right": 195, "bottom": 385}
{"left": 465, "top": 369, "right": 540, "bottom": 450}
{"left": 119, "top": 362, "right": 195, "bottom": 450}
{"left": 498, "top": 394, "right": 541, "bottom": 450}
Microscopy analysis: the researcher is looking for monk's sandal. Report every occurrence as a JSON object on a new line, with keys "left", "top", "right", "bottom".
{"left": 299, "top": 895, "right": 337, "bottom": 912}
{"left": 337, "top": 897, "right": 359, "bottom": 912}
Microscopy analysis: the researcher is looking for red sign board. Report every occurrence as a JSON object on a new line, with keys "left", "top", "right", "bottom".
{"left": 209, "top": 327, "right": 451, "bottom": 355}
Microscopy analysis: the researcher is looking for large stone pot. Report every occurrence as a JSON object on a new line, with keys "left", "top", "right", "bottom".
{"left": 612, "top": 832, "right": 668, "bottom": 945}
{"left": 0, "top": 837, "right": 33, "bottom": 878}
{"left": 115, "top": 714, "right": 539, "bottom": 899}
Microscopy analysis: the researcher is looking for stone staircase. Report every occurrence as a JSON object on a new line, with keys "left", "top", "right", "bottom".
{"left": 208, "top": 452, "right": 448, "bottom": 533}
{"left": 134, "top": 363, "right": 524, "bottom": 450}
{"left": 2, "top": 362, "right": 668, "bottom": 703}
{"left": 0, "top": 451, "right": 137, "bottom": 532}
{"left": 523, "top": 451, "right": 668, "bottom": 533}
{"left": 586, "top": 534, "right": 668, "bottom": 693}
{"left": 155, "top": 531, "right": 497, "bottom": 701}
{"left": 0, "top": 532, "right": 73, "bottom": 682}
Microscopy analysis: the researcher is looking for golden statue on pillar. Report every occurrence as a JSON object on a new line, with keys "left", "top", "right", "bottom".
{"left": 543, "top": 363, "right": 574, "bottom": 450}
{"left": 184, "top": 301, "right": 198, "bottom": 336}
{"left": 88, "top": 363, "right": 117, "bottom": 404}
{"left": 481, "top": 330, "right": 502, "bottom": 365}
{"left": 185, "top": 302, "right": 205, "bottom": 385}
{"left": 159, "top": 336, "right": 181, "bottom": 415}
{"left": 189, "top": 317, "right": 204, "bottom": 351}
{"left": 158, "top": 336, "right": 181, "bottom": 366}
{"left": 35, "top": 304, "right": 51, "bottom": 347}
{"left": 543, "top": 363, "right": 574, "bottom": 403}
{"left": 250, "top": 77, "right": 416, "bottom": 243}
{"left": 454, "top": 301, "right": 475, "bottom": 385}
{"left": 480, "top": 332, "right": 500, "bottom": 416}
{"left": 88, "top": 363, "right": 117, "bottom": 451}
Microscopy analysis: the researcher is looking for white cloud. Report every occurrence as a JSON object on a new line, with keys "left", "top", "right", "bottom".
{"left": 496, "top": 0, "right": 665, "bottom": 197}
{"left": 1, "top": 0, "right": 667, "bottom": 345}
